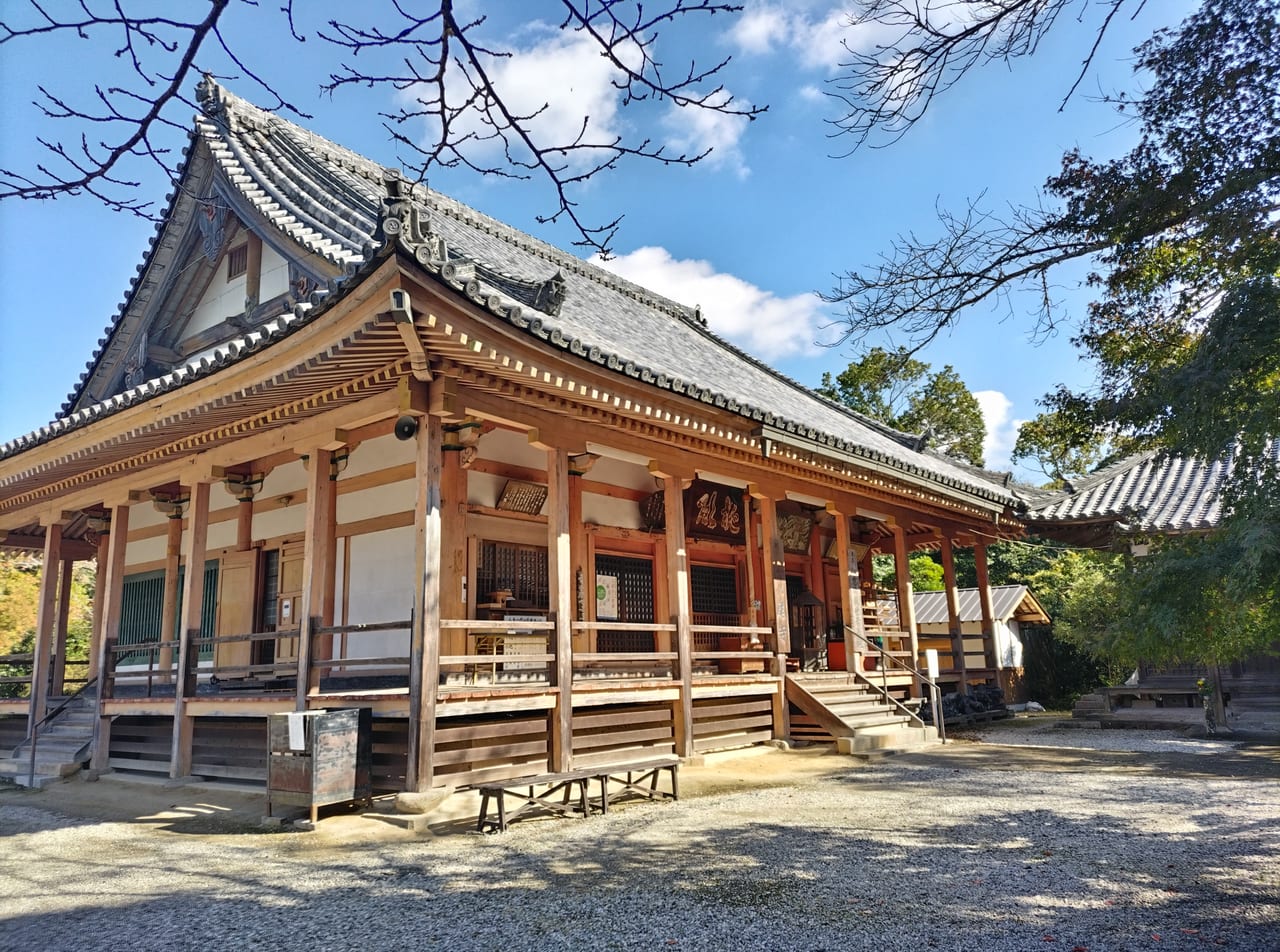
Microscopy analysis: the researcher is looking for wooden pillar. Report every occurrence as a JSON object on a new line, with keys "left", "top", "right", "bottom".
{"left": 440, "top": 446, "right": 469, "bottom": 658}
{"left": 170, "top": 481, "right": 209, "bottom": 779}
{"left": 743, "top": 497, "right": 759, "bottom": 628}
{"left": 28, "top": 521, "right": 64, "bottom": 730}
{"left": 829, "top": 508, "right": 865, "bottom": 673}
{"left": 939, "top": 531, "right": 968, "bottom": 691}
{"left": 236, "top": 496, "right": 254, "bottom": 552}
{"left": 974, "top": 541, "right": 999, "bottom": 675}
{"left": 753, "top": 491, "right": 791, "bottom": 739}
{"left": 296, "top": 448, "right": 336, "bottom": 707}
{"left": 157, "top": 509, "right": 184, "bottom": 681}
{"left": 547, "top": 447, "right": 575, "bottom": 771}
{"left": 407, "top": 411, "right": 443, "bottom": 791}
{"left": 567, "top": 471, "right": 589, "bottom": 647}
{"left": 90, "top": 504, "right": 130, "bottom": 771}
{"left": 49, "top": 556, "right": 75, "bottom": 698}
{"left": 662, "top": 475, "right": 694, "bottom": 759}
{"left": 88, "top": 528, "right": 110, "bottom": 682}
{"left": 891, "top": 524, "right": 921, "bottom": 694}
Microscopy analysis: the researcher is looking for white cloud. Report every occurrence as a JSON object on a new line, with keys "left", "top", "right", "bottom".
{"left": 973, "top": 389, "right": 1023, "bottom": 472}
{"left": 402, "top": 26, "right": 750, "bottom": 177}
{"left": 591, "top": 246, "right": 825, "bottom": 360}
{"left": 727, "top": 3, "right": 869, "bottom": 72}
{"left": 727, "top": 5, "right": 790, "bottom": 55}
{"left": 663, "top": 90, "right": 752, "bottom": 178}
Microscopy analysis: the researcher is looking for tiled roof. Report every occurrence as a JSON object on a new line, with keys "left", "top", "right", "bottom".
{"left": 912, "top": 585, "right": 1050, "bottom": 625}
{"left": 1, "top": 81, "right": 1021, "bottom": 511}
{"left": 1021, "top": 446, "right": 1277, "bottom": 534}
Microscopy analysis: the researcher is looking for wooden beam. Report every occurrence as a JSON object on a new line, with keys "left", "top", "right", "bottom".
{"left": 170, "top": 481, "right": 210, "bottom": 779}
{"left": 756, "top": 495, "right": 791, "bottom": 739}
{"left": 974, "top": 541, "right": 999, "bottom": 672}
{"left": 91, "top": 503, "right": 130, "bottom": 772}
{"left": 548, "top": 447, "right": 574, "bottom": 771}
{"left": 27, "top": 522, "right": 63, "bottom": 730}
{"left": 939, "top": 531, "right": 967, "bottom": 690}
{"left": 158, "top": 510, "right": 184, "bottom": 682}
{"left": 296, "top": 448, "right": 336, "bottom": 707}
{"left": 407, "top": 409, "right": 443, "bottom": 791}
{"left": 833, "top": 511, "right": 866, "bottom": 674}
{"left": 49, "top": 556, "right": 75, "bottom": 697}
{"left": 890, "top": 524, "right": 920, "bottom": 691}
{"left": 662, "top": 474, "right": 694, "bottom": 759}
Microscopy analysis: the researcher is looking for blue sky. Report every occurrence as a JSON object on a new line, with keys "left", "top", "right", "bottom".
{"left": 0, "top": 1, "right": 1192, "bottom": 480}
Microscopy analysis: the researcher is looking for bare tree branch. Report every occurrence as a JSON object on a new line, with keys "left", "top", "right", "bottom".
{"left": 1, "top": 1, "right": 763, "bottom": 253}
{"left": 827, "top": 0, "right": 1140, "bottom": 153}
{"left": 320, "top": 0, "right": 764, "bottom": 253}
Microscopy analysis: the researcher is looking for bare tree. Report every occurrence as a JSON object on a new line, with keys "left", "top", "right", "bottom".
{"left": 0, "top": 0, "right": 763, "bottom": 254}
{"left": 827, "top": 0, "right": 1143, "bottom": 153}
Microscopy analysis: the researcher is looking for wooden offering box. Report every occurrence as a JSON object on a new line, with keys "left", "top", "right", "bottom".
{"left": 267, "top": 708, "right": 372, "bottom": 823}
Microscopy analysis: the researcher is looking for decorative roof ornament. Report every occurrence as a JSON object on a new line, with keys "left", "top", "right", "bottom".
{"left": 533, "top": 270, "right": 567, "bottom": 317}
{"left": 197, "top": 196, "right": 227, "bottom": 262}
{"left": 379, "top": 169, "right": 446, "bottom": 266}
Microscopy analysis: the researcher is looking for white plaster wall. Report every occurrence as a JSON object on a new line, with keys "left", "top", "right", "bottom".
{"left": 345, "top": 432, "right": 416, "bottom": 478}
{"left": 124, "top": 536, "right": 166, "bottom": 569}
{"left": 480, "top": 427, "right": 544, "bottom": 470}
{"left": 582, "top": 491, "right": 641, "bottom": 529}
{"left": 467, "top": 471, "right": 507, "bottom": 510}
{"left": 260, "top": 242, "right": 289, "bottom": 300}
{"left": 337, "top": 479, "right": 417, "bottom": 524}
{"left": 995, "top": 620, "right": 1023, "bottom": 669}
{"left": 249, "top": 460, "right": 309, "bottom": 541}
{"left": 344, "top": 525, "right": 415, "bottom": 658}
{"left": 185, "top": 260, "right": 246, "bottom": 339}
{"left": 587, "top": 455, "right": 653, "bottom": 491}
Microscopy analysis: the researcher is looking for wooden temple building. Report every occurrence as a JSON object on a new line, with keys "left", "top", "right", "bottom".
{"left": 0, "top": 81, "right": 1032, "bottom": 791}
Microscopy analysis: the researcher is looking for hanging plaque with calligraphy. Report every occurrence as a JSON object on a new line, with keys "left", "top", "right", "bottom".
{"left": 683, "top": 479, "right": 746, "bottom": 544}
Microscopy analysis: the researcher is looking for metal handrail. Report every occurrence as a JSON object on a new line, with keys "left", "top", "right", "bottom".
{"left": 843, "top": 626, "right": 946, "bottom": 744}
{"left": 19, "top": 676, "right": 99, "bottom": 788}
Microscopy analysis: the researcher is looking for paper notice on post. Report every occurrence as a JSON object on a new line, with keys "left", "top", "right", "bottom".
{"left": 287, "top": 711, "right": 306, "bottom": 751}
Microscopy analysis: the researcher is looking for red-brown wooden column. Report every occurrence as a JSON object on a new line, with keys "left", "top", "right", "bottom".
{"left": 87, "top": 523, "right": 111, "bottom": 683}
{"left": 171, "top": 481, "right": 210, "bottom": 779}
{"left": 974, "top": 541, "right": 999, "bottom": 676}
{"left": 157, "top": 503, "right": 185, "bottom": 682}
{"left": 548, "top": 447, "right": 575, "bottom": 771}
{"left": 91, "top": 503, "right": 131, "bottom": 773}
{"left": 407, "top": 410, "right": 442, "bottom": 791}
{"left": 296, "top": 446, "right": 338, "bottom": 706}
{"left": 28, "top": 519, "right": 65, "bottom": 730}
{"left": 752, "top": 490, "right": 791, "bottom": 739}
{"left": 49, "top": 555, "right": 75, "bottom": 697}
{"left": 662, "top": 474, "right": 694, "bottom": 759}
{"left": 890, "top": 524, "right": 921, "bottom": 693}
{"left": 939, "top": 531, "right": 968, "bottom": 692}
{"left": 827, "top": 505, "right": 865, "bottom": 673}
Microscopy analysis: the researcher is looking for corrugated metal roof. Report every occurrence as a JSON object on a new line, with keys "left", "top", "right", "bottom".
{"left": 912, "top": 585, "right": 1049, "bottom": 625}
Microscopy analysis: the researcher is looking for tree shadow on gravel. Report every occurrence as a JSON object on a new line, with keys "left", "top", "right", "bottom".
{"left": 4, "top": 759, "right": 1278, "bottom": 952}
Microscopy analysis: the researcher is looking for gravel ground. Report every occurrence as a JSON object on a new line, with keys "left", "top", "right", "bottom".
{"left": 2, "top": 721, "right": 1277, "bottom": 952}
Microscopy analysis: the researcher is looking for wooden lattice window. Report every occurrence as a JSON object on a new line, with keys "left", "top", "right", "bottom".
{"left": 594, "top": 554, "right": 655, "bottom": 652}
{"left": 226, "top": 243, "right": 249, "bottom": 279}
{"left": 691, "top": 564, "right": 738, "bottom": 616}
{"left": 119, "top": 561, "right": 219, "bottom": 661}
{"left": 476, "top": 541, "right": 549, "bottom": 609}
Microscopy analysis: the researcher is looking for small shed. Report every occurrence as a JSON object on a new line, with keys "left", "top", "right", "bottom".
{"left": 913, "top": 585, "right": 1050, "bottom": 701}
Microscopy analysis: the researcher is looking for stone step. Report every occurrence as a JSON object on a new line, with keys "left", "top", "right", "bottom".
{"left": 837, "top": 724, "right": 940, "bottom": 758}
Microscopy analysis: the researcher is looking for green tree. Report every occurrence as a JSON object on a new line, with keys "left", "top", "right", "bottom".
{"left": 819, "top": 346, "right": 986, "bottom": 466}
{"left": 872, "top": 553, "right": 944, "bottom": 592}
{"left": 829, "top": 0, "right": 1280, "bottom": 665}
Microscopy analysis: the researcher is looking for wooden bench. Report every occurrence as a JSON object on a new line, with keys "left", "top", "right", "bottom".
{"left": 476, "top": 756, "right": 680, "bottom": 833}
